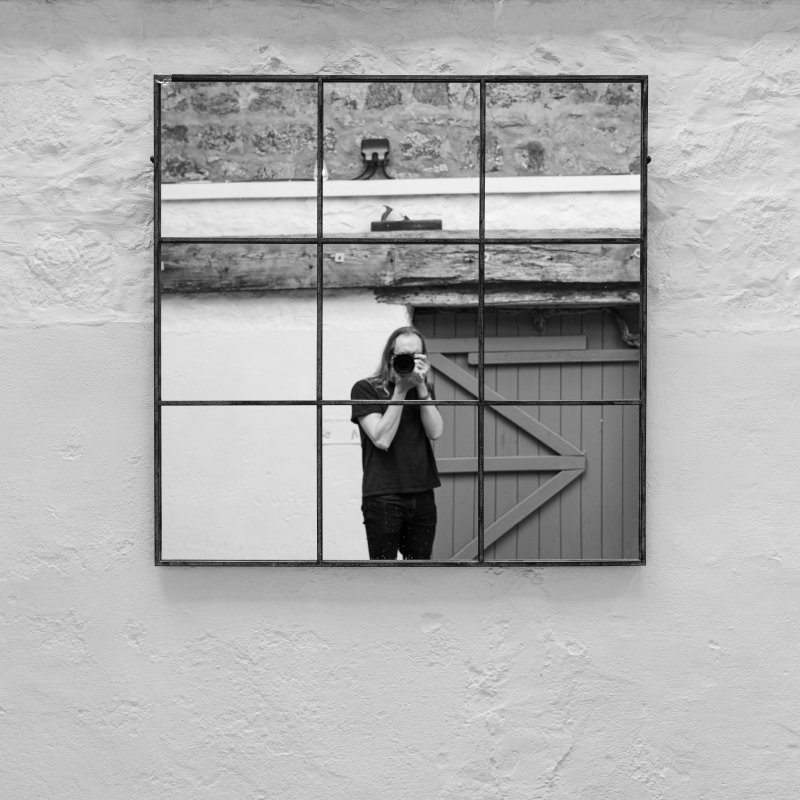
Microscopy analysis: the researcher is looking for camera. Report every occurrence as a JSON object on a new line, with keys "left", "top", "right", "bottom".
{"left": 392, "top": 353, "right": 416, "bottom": 375}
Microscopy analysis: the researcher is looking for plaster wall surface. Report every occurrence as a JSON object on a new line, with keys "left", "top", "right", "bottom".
{"left": 160, "top": 183, "right": 639, "bottom": 236}
{"left": 3, "top": 1, "right": 800, "bottom": 798}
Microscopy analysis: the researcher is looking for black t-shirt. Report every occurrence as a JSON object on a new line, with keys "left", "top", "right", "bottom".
{"left": 350, "top": 378, "right": 441, "bottom": 497}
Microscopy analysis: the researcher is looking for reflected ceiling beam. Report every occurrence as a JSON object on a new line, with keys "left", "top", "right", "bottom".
{"left": 160, "top": 238, "right": 640, "bottom": 295}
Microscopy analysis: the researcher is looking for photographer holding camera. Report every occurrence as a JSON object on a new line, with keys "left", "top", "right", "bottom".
{"left": 350, "top": 326, "right": 444, "bottom": 560}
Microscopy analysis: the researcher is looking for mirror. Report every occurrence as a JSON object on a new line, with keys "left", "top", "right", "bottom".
{"left": 156, "top": 75, "right": 646, "bottom": 564}
{"left": 160, "top": 80, "right": 318, "bottom": 237}
{"left": 483, "top": 404, "right": 640, "bottom": 560}
{"left": 160, "top": 243, "right": 317, "bottom": 401}
{"left": 160, "top": 405, "right": 317, "bottom": 561}
{"left": 480, "top": 243, "right": 640, "bottom": 403}
{"left": 484, "top": 81, "right": 641, "bottom": 237}
{"left": 321, "top": 243, "right": 479, "bottom": 400}
{"left": 322, "top": 81, "right": 480, "bottom": 237}
{"left": 322, "top": 406, "right": 479, "bottom": 561}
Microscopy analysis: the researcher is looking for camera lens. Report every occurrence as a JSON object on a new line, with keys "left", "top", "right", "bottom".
{"left": 392, "top": 353, "right": 415, "bottom": 375}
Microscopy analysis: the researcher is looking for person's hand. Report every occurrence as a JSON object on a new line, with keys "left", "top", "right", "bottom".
{"left": 391, "top": 369, "right": 417, "bottom": 395}
{"left": 391, "top": 353, "right": 431, "bottom": 400}
{"left": 410, "top": 354, "right": 430, "bottom": 386}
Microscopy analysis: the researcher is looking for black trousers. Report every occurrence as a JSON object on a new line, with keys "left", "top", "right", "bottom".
{"left": 361, "top": 490, "right": 437, "bottom": 560}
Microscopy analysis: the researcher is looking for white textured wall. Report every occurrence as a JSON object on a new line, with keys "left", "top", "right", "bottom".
{"left": 160, "top": 187, "right": 638, "bottom": 236}
{"left": 3, "top": 1, "right": 800, "bottom": 798}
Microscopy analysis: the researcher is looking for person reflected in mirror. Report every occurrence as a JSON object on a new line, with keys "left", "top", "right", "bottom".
{"left": 350, "top": 326, "right": 444, "bottom": 560}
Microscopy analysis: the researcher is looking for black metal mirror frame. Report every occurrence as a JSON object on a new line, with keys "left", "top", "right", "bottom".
{"left": 153, "top": 73, "right": 648, "bottom": 567}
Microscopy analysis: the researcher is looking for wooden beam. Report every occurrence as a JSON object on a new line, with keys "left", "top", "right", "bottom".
{"left": 427, "top": 336, "right": 587, "bottom": 353}
{"left": 159, "top": 240, "right": 640, "bottom": 294}
{"left": 380, "top": 288, "right": 641, "bottom": 307}
{"left": 467, "top": 349, "right": 640, "bottom": 365}
{"left": 160, "top": 243, "right": 318, "bottom": 293}
{"left": 437, "top": 456, "right": 586, "bottom": 473}
{"left": 393, "top": 243, "right": 640, "bottom": 283}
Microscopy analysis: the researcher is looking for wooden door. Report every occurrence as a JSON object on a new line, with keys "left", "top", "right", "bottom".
{"left": 416, "top": 308, "right": 640, "bottom": 561}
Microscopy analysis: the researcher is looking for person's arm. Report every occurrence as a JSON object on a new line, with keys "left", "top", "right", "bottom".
{"left": 357, "top": 383, "right": 409, "bottom": 451}
{"left": 415, "top": 380, "right": 444, "bottom": 441}
{"left": 410, "top": 355, "right": 443, "bottom": 441}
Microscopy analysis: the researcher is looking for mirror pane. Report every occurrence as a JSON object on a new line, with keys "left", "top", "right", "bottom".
{"left": 160, "top": 243, "right": 317, "bottom": 401}
{"left": 321, "top": 244, "right": 478, "bottom": 400}
{"left": 483, "top": 244, "right": 640, "bottom": 402}
{"left": 323, "top": 403, "right": 477, "bottom": 561}
{"left": 322, "top": 81, "right": 479, "bottom": 237}
{"left": 484, "top": 404, "right": 640, "bottom": 561}
{"left": 484, "top": 82, "right": 641, "bottom": 238}
{"left": 160, "top": 80, "right": 318, "bottom": 237}
{"left": 160, "top": 405, "right": 317, "bottom": 561}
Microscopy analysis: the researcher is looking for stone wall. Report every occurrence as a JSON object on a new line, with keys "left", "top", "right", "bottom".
{"left": 161, "top": 81, "right": 318, "bottom": 181}
{"left": 161, "top": 80, "right": 641, "bottom": 182}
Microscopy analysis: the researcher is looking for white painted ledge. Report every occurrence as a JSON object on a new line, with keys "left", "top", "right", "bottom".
{"left": 161, "top": 174, "right": 640, "bottom": 201}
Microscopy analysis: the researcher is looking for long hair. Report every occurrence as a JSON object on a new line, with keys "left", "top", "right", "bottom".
{"left": 370, "top": 325, "right": 433, "bottom": 395}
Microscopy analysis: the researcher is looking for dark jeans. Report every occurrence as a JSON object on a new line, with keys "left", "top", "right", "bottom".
{"left": 361, "top": 490, "right": 437, "bottom": 560}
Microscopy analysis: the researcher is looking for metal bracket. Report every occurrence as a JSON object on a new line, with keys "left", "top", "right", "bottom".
{"left": 354, "top": 137, "right": 394, "bottom": 180}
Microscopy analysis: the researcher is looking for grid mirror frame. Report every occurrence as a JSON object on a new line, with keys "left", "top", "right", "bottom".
{"left": 154, "top": 73, "right": 648, "bottom": 566}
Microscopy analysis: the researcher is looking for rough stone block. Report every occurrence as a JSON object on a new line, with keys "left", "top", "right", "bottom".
{"left": 326, "top": 88, "right": 360, "bottom": 110}
{"left": 252, "top": 124, "right": 315, "bottom": 155}
{"left": 401, "top": 131, "right": 443, "bottom": 160}
{"left": 514, "top": 140, "right": 547, "bottom": 173}
{"left": 190, "top": 91, "right": 241, "bottom": 115}
{"left": 365, "top": 82, "right": 403, "bottom": 109}
{"left": 413, "top": 83, "right": 450, "bottom": 105}
{"left": 195, "top": 124, "right": 243, "bottom": 152}
{"left": 162, "top": 124, "right": 188, "bottom": 143}
{"left": 162, "top": 155, "right": 209, "bottom": 181}
{"left": 462, "top": 132, "right": 503, "bottom": 173}
{"left": 603, "top": 83, "right": 639, "bottom": 106}
{"left": 248, "top": 83, "right": 316, "bottom": 114}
